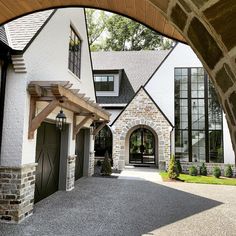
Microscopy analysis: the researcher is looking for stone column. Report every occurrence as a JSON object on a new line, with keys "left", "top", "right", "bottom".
{"left": 66, "top": 155, "right": 76, "bottom": 191}
{"left": 88, "top": 131, "right": 95, "bottom": 176}
{"left": 0, "top": 163, "right": 37, "bottom": 223}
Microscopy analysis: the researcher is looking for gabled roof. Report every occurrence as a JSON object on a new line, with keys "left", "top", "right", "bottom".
{"left": 3, "top": 10, "right": 54, "bottom": 51}
{"left": 91, "top": 50, "right": 170, "bottom": 92}
{"left": 111, "top": 86, "right": 173, "bottom": 127}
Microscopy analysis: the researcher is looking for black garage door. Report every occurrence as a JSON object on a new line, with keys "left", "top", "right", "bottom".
{"left": 75, "top": 129, "right": 85, "bottom": 180}
{"left": 35, "top": 122, "right": 61, "bottom": 203}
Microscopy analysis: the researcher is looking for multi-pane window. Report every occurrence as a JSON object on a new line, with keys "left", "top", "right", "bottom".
{"left": 68, "top": 27, "right": 81, "bottom": 78}
{"left": 94, "top": 75, "right": 114, "bottom": 91}
{"left": 175, "top": 67, "right": 223, "bottom": 163}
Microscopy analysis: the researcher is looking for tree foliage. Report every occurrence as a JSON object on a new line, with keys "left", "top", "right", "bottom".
{"left": 168, "top": 155, "right": 179, "bottom": 179}
{"left": 85, "top": 9, "right": 173, "bottom": 51}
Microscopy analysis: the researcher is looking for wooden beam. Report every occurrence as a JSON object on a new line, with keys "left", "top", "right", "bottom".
{"left": 73, "top": 115, "right": 92, "bottom": 140}
{"left": 93, "top": 122, "right": 107, "bottom": 136}
{"left": 28, "top": 99, "right": 59, "bottom": 139}
{"left": 28, "top": 97, "right": 36, "bottom": 139}
{"left": 51, "top": 84, "right": 110, "bottom": 121}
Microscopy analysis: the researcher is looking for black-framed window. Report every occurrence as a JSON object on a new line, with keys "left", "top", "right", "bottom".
{"left": 94, "top": 75, "right": 114, "bottom": 91}
{"left": 175, "top": 67, "right": 223, "bottom": 163}
{"left": 68, "top": 26, "right": 81, "bottom": 78}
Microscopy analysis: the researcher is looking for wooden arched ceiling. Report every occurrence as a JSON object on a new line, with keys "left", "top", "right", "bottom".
{"left": 0, "top": 0, "right": 185, "bottom": 43}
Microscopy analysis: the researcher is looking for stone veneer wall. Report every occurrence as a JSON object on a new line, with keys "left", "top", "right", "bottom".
{"left": 66, "top": 155, "right": 76, "bottom": 191}
{"left": 165, "top": 161, "right": 236, "bottom": 176}
{"left": 88, "top": 151, "right": 95, "bottom": 176}
{"left": 112, "top": 88, "right": 172, "bottom": 170}
{"left": 0, "top": 163, "right": 37, "bottom": 223}
{"left": 180, "top": 162, "right": 236, "bottom": 176}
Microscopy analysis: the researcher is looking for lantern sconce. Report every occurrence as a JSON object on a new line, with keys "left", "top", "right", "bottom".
{"left": 56, "top": 103, "right": 67, "bottom": 131}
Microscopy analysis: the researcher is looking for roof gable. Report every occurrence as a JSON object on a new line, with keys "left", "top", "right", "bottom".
{"left": 112, "top": 86, "right": 173, "bottom": 127}
{"left": 4, "top": 10, "right": 54, "bottom": 51}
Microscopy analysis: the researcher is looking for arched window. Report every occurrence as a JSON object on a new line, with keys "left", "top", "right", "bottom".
{"left": 95, "top": 125, "right": 112, "bottom": 157}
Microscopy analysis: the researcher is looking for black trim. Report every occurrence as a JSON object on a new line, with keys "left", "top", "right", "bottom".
{"left": 84, "top": 8, "right": 97, "bottom": 103}
{"left": 143, "top": 43, "right": 178, "bottom": 88}
{"left": 205, "top": 72, "right": 209, "bottom": 162}
{"left": 0, "top": 7, "right": 185, "bottom": 45}
{"left": 187, "top": 68, "right": 192, "bottom": 162}
{"left": 111, "top": 86, "right": 173, "bottom": 127}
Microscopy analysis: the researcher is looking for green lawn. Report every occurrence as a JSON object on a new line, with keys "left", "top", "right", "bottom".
{"left": 160, "top": 172, "right": 236, "bottom": 186}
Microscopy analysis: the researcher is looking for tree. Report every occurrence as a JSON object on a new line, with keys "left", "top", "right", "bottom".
{"left": 168, "top": 155, "right": 179, "bottom": 179}
{"left": 101, "top": 151, "right": 112, "bottom": 176}
{"left": 85, "top": 9, "right": 173, "bottom": 51}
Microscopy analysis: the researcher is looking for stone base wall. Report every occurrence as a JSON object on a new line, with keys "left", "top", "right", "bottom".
{"left": 180, "top": 162, "right": 236, "bottom": 176}
{"left": 0, "top": 163, "right": 37, "bottom": 223}
{"left": 66, "top": 155, "right": 76, "bottom": 191}
{"left": 165, "top": 161, "right": 236, "bottom": 176}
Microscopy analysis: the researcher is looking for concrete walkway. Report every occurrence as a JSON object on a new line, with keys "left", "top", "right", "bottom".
{"left": 1, "top": 167, "right": 236, "bottom": 236}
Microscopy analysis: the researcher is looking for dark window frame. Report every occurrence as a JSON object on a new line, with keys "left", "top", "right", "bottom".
{"left": 94, "top": 75, "right": 115, "bottom": 92}
{"left": 68, "top": 26, "right": 82, "bottom": 78}
{"left": 174, "top": 67, "right": 224, "bottom": 163}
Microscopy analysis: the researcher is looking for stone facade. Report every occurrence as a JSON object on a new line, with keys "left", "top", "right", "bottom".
{"left": 0, "top": 163, "right": 37, "bottom": 223}
{"left": 88, "top": 151, "right": 95, "bottom": 176}
{"left": 165, "top": 161, "right": 236, "bottom": 176}
{"left": 66, "top": 155, "right": 76, "bottom": 191}
{"left": 112, "top": 87, "right": 172, "bottom": 170}
{"left": 180, "top": 162, "right": 236, "bottom": 176}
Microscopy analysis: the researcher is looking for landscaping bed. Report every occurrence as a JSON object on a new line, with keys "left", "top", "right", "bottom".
{"left": 160, "top": 171, "right": 236, "bottom": 186}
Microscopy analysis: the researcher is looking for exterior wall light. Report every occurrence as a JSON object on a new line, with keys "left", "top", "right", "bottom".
{"left": 56, "top": 108, "right": 67, "bottom": 131}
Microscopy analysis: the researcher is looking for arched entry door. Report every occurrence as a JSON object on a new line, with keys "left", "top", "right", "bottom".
{"left": 129, "top": 128, "right": 155, "bottom": 164}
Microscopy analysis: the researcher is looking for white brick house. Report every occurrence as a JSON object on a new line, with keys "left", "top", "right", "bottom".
{"left": 0, "top": 8, "right": 109, "bottom": 223}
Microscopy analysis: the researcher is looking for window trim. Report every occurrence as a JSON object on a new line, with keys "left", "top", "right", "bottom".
{"left": 68, "top": 25, "right": 82, "bottom": 79}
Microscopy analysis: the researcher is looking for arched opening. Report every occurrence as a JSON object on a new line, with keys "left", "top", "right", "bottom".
{"left": 94, "top": 125, "right": 113, "bottom": 157}
{"left": 129, "top": 127, "right": 156, "bottom": 165}
{"left": 0, "top": 1, "right": 235, "bottom": 161}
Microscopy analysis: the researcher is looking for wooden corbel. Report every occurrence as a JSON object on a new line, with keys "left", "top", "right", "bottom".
{"left": 93, "top": 121, "right": 108, "bottom": 136}
{"left": 28, "top": 99, "right": 59, "bottom": 139}
{"left": 73, "top": 114, "right": 93, "bottom": 140}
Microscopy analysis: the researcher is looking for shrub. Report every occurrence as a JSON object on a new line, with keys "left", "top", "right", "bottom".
{"left": 97, "top": 160, "right": 102, "bottom": 166}
{"left": 189, "top": 166, "right": 198, "bottom": 176}
{"left": 168, "top": 155, "right": 179, "bottom": 179}
{"left": 213, "top": 166, "right": 221, "bottom": 178}
{"left": 199, "top": 163, "right": 207, "bottom": 176}
{"left": 175, "top": 160, "right": 182, "bottom": 174}
{"left": 101, "top": 151, "right": 112, "bottom": 176}
{"left": 224, "top": 165, "right": 233, "bottom": 178}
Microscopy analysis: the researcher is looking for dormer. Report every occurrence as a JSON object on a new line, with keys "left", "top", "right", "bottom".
{"left": 93, "top": 70, "right": 122, "bottom": 97}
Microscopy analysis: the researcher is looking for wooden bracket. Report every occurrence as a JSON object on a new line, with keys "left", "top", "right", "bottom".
{"left": 28, "top": 99, "right": 59, "bottom": 139}
{"left": 93, "top": 121, "right": 108, "bottom": 136}
{"left": 73, "top": 115, "right": 92, "bottom": 140}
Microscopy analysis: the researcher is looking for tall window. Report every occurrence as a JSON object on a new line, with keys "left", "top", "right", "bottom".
{"left": 94, "top": 75, "right": 114, "bottom": 91}
{"left": 68, "top": 26, "right": 81, "bottom": 77}
{"left": 175, "top": 68, "right": 223, "bottom": 163}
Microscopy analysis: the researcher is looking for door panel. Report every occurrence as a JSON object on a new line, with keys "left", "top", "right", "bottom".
{"left": 129, "top": 128, "right": 155, "bottom": 164}
{"left": 75, "top": 129, "right": 85, "bottom": 180}
{"left": 35, "top": 122, "right": 61, "bottom": 203}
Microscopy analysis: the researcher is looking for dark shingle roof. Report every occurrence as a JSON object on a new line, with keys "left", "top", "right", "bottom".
{"left": 3, "top": 10, "right": 53, "bottom": 50}
{"left": 96, "top": 70, "right": 135, "bottom": 104}
{"left": 0, "top": 26, "right": 8, "bottom": 46}
{"left": 91, "top": 50, "right": 169, "bottom": 92}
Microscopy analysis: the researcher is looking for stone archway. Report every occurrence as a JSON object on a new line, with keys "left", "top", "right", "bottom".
{"left": 0, "top": 0, "right": 236, "bottom": 159}
{"left": 125, "top": 125, "right": 159, "bottom": 166}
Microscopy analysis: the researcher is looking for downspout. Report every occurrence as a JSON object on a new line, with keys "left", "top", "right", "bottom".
{"left": 0, "top": 51, "right": 10, "bottom": 164}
